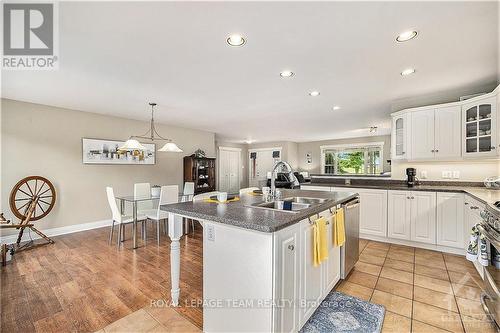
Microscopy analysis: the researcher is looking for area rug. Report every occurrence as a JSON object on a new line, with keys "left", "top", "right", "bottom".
{"left": 300, "top": 291, "right": 385, "bottom": 333}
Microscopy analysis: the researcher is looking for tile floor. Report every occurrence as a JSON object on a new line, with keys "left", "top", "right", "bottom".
{"left": 95, "top": 305, "right": 200, "bottom": 333}
{"left": 336, "top": 239, "right": 497, "bottom": 333}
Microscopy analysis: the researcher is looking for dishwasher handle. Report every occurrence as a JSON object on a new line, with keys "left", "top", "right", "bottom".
{"left": 343, "top": 198, "right": 360, "bottom": 209}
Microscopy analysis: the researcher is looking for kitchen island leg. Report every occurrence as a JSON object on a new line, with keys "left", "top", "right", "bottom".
{"left": 168, "top": 213, "right": 184, "bottom": 306}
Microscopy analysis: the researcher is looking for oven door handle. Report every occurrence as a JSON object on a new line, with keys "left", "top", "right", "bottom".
{"left": 477, "top": 223, "right": 500, "bottom": 249}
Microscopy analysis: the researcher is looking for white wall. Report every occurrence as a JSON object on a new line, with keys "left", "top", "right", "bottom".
{"left": 1, "top": 99, "right": 215, "bottom": 235}
{"left": 392, "top": 160, "right": 500, "bottom": 181}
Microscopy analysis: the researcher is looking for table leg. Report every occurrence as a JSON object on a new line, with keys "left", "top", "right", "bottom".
{"left": 183, "top": 218, "right": 189, "bottom": 234}
{"left": 133, "top": 202, "right": 138, "bottom": 249}
{"left": 168, "top": 212, "right": 183, "bottom": 306}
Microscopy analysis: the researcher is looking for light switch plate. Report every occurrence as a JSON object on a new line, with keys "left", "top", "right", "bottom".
{"left": 441, "top": 171, "right": 448, "bottom": 178}
{"left": 452, "top": 171, "right": 460, "bottom": 179}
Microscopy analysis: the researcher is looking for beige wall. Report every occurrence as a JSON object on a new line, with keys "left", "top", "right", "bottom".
{"left": 392, "top": 160, "right": 500, "bottom": 181}
{"left": 247, "top": 141, "right": 299, "bottom": 169}
{"left": 1, "top": 99, "right": 215, "bottom": 235}
{"left": 297, "top": 135, "right": 392, "bottom": 174}
{"left": 215, "top": 140, "right": 249, "bottom": 189}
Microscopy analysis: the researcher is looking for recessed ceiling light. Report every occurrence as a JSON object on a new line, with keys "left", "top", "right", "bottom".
{"left": 309, "top": 91, "right": 320, "bottom": 97}
{"left": 280, "top": 70, "right": 294, "bottom": 78}
{"left": 396, "top": 30, "right": 418, "bottom": 42}
{"left": 401, "top": 68, "right": 416, "bottom": 76}
{"left": 245, "top": 139, "right": 254, "bottom": 144}
{"left": 369, "top": 126, "right": 378, "bottom": 133}
{"left": 226, "top": 34, "right": 246, "bottom": 47}
{"left": 333, "top": 106, "right": 341, "bottom": 111}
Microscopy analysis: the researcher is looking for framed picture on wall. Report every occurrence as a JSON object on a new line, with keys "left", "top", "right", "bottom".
{"left": 82, "top": 138, "right": 156, "bottom": 165}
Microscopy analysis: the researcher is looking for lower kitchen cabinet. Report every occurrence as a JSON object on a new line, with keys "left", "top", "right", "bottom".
{"left": 273, "top": 223, "right": 300, "bottom": 333}
{"left": 437, "top": 192, "right": 464, "bottom": 248}
{"left": 411, "top": 191, "right": 437, "bottom": 244}
{"left": 464, "top": 195, "right": 485, "bottom": 278}
{"left": 274, "top": 211, "right": 341, "bottom": 332}
{"left": 356, "top": 188, "right": 388, "bottom": 237}
{"left": 388, "top": 191, "right": 436, "bottom": 244}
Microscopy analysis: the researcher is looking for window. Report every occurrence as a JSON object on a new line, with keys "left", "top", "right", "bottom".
{"left": 321, "top": 143, "right": 384, "bottom": 175}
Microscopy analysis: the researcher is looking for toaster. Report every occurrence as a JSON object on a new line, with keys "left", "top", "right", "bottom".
{"left": 484, "top": 176, "right": 500, "bottom": 189}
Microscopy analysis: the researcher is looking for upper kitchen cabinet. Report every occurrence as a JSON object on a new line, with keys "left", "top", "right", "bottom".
{"left": 391, "top": 84, "right": 499, "bottom": 161}
{"left": 391, "top": 114, "right": 411, "bottom": 160}
{"left": 462, "top": 96, "right": 497, "bottom": 158}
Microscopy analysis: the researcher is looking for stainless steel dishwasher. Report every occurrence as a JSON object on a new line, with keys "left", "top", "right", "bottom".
{"left": 341, "top": 197, "right": 360, "bottom": 279}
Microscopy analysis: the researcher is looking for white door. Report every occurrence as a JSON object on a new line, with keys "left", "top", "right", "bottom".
{"left": 299, "top": 220, "right": 323, "bottom": 324}
{"left": 411, "top": 109, "right": 435, "bottom": 159}
{"left": 437, "top": 192, "right": 464, "bottom": 248}
{"left": 358, "top": 189, "right": 388, "bottom": 237}
{"left": 435, "top": 106, "right": 462, "bottom": 159}
{"left": 218, "top": 148, "right": 240, "bottom": 194}
{"left": 387, "top": 191, "right": 411, "bottom": 240}
{"left": 249, "top": 149, "right": 280, "bottom": 188}
{"left": 411, "top": 191, "right": 437, "bottom": 244}
{"left": 274, "top": 224, "right": 299, "bottom": 333}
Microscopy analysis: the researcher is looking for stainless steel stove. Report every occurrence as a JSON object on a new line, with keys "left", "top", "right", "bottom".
{"left": 478, "top": 201, "right": 500, "bottom": 329}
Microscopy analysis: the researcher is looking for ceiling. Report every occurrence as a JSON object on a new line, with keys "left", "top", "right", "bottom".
{"left": 2, "top": 1, "right": 498, "bottom": 143}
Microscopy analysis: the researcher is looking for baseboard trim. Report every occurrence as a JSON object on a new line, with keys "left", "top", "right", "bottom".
{"left": 0, "top": 219, "right": 111, "bottom": 244}
{"left": 360, "top": 233, "right": 466, "bottom": 256}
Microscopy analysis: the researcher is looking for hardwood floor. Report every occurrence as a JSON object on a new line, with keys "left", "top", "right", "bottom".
{"left": 1, "top": 224, "right": 203, "bottom": 333}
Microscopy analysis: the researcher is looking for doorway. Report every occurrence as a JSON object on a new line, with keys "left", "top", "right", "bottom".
{"left": 218, "top": 147, "right": 241, "bottom": 194}
{"left": 248, "top": 147, "right": 282, "bottom": 188}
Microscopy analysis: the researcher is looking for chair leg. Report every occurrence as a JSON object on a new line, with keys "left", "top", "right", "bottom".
{"left": 164, "top": 219, "right": 168, "bottom": 235}
{"left": 191, "top": 220, "right": 195, "bottom": 234}
{"left": 143, "top": 220, "right": 147, "bottom": 245}
{"left": 117, "top": 223, "right": 123, "bottom": 248}
{"left": 109, "top": 220, "right": 115, "bottom": 245}
{"left": 157, "top": 220, "right": 160, "bottom": 246}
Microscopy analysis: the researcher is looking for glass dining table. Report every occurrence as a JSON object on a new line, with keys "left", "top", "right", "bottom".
{"left": 115, "top": 193, "right": 191, "bottom": 249}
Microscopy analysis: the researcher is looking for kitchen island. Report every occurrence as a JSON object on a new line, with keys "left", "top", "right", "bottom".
{"left": 161, "top": 189, "right": 357, "bottom": 332}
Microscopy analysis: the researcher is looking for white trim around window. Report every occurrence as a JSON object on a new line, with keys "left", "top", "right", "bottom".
{"left": 320, "top": 142, "right": 384, "bottom": 175}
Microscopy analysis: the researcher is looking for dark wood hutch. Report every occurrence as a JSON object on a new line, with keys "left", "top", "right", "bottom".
{"left": 183, "top": 155, "right": 216, "bottom": 194}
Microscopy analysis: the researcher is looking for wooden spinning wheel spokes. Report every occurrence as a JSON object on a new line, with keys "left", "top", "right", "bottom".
{"left": 9, "top": 176, "right": 56, "bottom": 221}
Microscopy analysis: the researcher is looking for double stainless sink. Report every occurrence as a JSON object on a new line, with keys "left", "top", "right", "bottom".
{"left": 248, "top": 196, "right": 328, "bottom": 213}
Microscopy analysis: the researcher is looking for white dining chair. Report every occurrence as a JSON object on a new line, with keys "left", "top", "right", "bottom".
{"left": 239, "top": 187, "right": 259, "bottom": 196}
{"left": 143, "top": 185, "right": 178, "bottom": 245}
{"left": 106, "top": 187, "right": 147, "bottom": 248}
{"left": 187, "top": 191, "right": 220, "bottom": 233}
{"left": 134, "top": 182, "right": 153, "bottom": 214}
{"left": 182, "top": 182, "right": 195, "bottom": 202}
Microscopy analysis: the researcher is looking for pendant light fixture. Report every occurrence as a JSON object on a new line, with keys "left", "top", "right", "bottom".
{"left": 119, "top": 103, "right": 183, "bottom": 153}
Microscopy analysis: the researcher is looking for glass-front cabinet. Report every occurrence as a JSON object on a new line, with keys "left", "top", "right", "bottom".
{"left": 462, "top": 96, "right": 497, "bottom": 157}
{"left": 391, "top": 113, "right": 410, "bottom": 160}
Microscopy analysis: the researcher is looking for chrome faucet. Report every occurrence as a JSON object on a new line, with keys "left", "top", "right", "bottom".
{"left": 270, "top": 161, "right": 298, "bottom": 200}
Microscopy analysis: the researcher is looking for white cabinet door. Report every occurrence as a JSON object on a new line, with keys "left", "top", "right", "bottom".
{"left": 411, "top": 191, "right": 437, "bottom": 244}
{"left": 387, "top": 191, "right": 411, "bottom": 240}
{"left": 411, "top": 109, "right": 436, "bottom": 159}
{"left": 274, "top": 224, "right": 299, "bottom": 333}
{"left": 299, "top": 220, "right": 323, "bottom": 325}
{"left": 323, "top": 211, "right": 341, "bottom": 294}
{"left": 437, "top": 192, "right": 464, "bottom": 248}
{"left": 391, "top": 114, "right": 411, "bottom": 160}
{"left": 463, "top": 96, "right": 497, "bottom": 158}
{"left": 358, "top": 189, "right": 388, "bottom": 237}
{"left": 435, "top": 106, "right": 462, "bottom": 159}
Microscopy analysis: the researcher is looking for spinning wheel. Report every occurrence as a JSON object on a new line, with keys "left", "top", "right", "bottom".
{"left": 9, "top": 176, "right": 56, "bottom": 221}
{"left": 6, "top": 176, "right": 56, "bottom": 249}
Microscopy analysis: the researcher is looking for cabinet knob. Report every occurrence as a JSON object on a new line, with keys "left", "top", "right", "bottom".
{"left": 491, "top": 147, "right": 496, "bottom": 150}
{"left": 465, "top": 202, "right": 469, "bottom": 205}
{"left": 407, "top": 196, "right": 411, "bottom": 199}
{"left": 288, "top": 244, "right": 295, "bottom": 251}
{"left": 402, "top": 152, "right": 406, "bottom": 154}
{"left": 435, "top": 149, "right": 439, "bottom": 152}
{"left": 411, "top": 196, "right": 415, "bottom": 199}
{"left": 431, "top": 150, "right": 435, "bottom": 153}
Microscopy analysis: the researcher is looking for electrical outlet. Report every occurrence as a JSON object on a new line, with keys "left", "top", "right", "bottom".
{"left": 206, "top": 224, "right": 215, "bottom": 241}
{"left": 441, "top": 171, "right": 448, "bottom": 179}
{"left": 420, "top": 171, "right": 428, "bottom": 179}
{"left": 452, "top": 171, "right": 460, "bottom": 179}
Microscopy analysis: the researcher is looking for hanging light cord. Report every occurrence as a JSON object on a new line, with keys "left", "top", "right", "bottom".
{"left": 129, "top": 103, "right": 173, "bottom": 142}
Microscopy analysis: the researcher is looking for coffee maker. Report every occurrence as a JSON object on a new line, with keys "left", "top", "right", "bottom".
{"left": 406, "top": 168, "right": 417, "bottom": 187}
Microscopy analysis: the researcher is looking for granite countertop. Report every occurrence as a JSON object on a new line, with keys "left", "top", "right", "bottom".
{"left": 303, "top": 182, "right": 500, "bottom": 208}
{"left": 160, "top": 189, "right": 358, "bottom": 233}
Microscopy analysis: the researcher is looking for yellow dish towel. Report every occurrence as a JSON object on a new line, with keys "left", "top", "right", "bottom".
{"left": 333, "top": 208, "right": 346, "bottom": 247}
{"left": 313, "top": 217, "right": 329, "bottom": 267}
{"left": 203, "top": 197, "right": 240, "bottom": 203}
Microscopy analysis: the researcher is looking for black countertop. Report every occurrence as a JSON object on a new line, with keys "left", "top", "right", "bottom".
{"left": 161, "top": 189, "right": 357, "bottom": 233}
